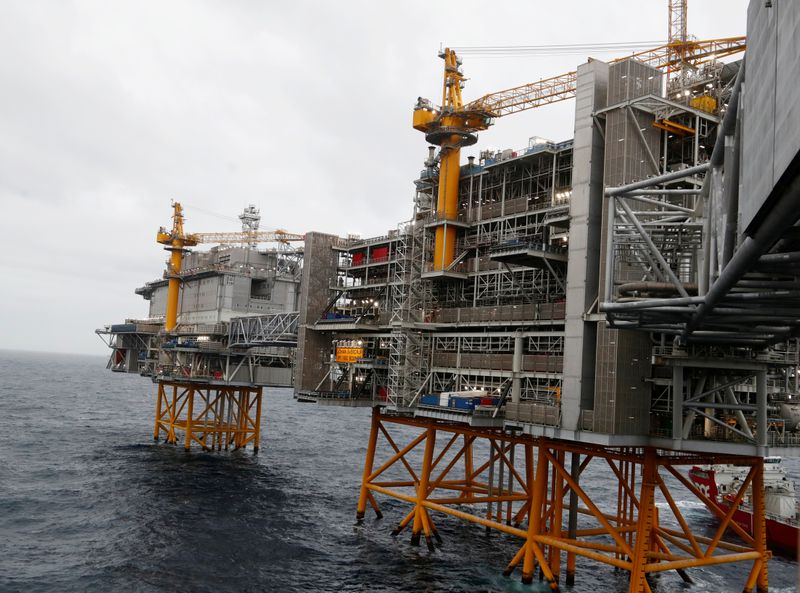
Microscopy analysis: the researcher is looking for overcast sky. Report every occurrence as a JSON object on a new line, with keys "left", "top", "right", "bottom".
{"left": 0, "top": 0, "right": 748, "bottom": 356}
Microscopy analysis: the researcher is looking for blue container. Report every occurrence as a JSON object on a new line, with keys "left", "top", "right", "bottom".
{"left": 420, "top": 394, "right": 440, "bottom": 407}
{"left": 450, "top": 396, "right": 478, "bottom": 411}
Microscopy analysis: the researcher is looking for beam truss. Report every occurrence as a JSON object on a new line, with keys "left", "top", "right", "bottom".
{"left": 356, "top": 410, "right": 770, "bottom": 592}
{"left": 601, "top": 62, "right": 800, "bottom": 347}
{"left": 227, "top": 311, "right": 299, "bottom": 347}
{"left": 463, "top": 37, "right": 746, "bottom": 118}
{"left": 154, "top": 381, "right": 263, "bottom": 452}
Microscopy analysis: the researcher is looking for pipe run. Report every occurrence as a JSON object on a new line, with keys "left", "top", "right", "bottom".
{"left": 687, "top": 171, "right": 800, "bottom": 334}
{"left": 605, "top": 163, "right": 710, "bottom": 197}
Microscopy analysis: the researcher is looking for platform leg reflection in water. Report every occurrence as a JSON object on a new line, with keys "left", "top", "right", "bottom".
{"left": 356, "top": 408, "right": 771, "bottom": 591}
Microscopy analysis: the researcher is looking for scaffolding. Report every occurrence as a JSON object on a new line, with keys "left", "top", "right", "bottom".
{"left": 387, "top": 216, "right": 431, "bottom": 408}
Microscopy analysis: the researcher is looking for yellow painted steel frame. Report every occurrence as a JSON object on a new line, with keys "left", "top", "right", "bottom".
{"left": 433, "top": 136, "right": 461, "bottom": 271}
{"left": 157, "top": 202, "right": 198, "bottom": 332}
{"left": 356, "top": 409, "right": 770, "bottom": 592}
{"left": 164, "top": 243, "right": 184, "bottom": 332}
{"left": 430, "top": 50, "right": 473, "bottom": 272}
{"left": 653, "top": 119, "right": 696, "bottom": 137}
{"left": 154, "top": 381, "right": 264, "bottom": 452}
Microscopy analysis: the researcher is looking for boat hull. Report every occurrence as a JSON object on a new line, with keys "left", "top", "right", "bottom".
{"left": 689, "top": 466, "right": 798, "bottom": 556}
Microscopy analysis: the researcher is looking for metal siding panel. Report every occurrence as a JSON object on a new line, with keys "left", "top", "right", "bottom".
{"left": 774, "top": 0, "right": 800, "bottom": 184}
{"left": 740, "top": 0, "right": 777, "bottom": 233}
{"left": 563, "top": 60, "right": 609, "bottom": 430}
{"left": 593, "top": 59, "right": 659, "bottom": 435}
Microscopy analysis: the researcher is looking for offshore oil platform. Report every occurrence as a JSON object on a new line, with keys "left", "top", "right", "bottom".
{"left": 99, "top": 1, "right": 800, "bottom": 591}
{"left": 96, "top": 202, "right": 305, "bottom": 451}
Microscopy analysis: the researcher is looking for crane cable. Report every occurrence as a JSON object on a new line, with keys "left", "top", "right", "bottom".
{"left": 449, "top": 41, "right": 666, "bottom": 58}
{"left": 180, "top": 202, "right": 241, "bottom": 224}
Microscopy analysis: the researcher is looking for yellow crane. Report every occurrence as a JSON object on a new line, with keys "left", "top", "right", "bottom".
{"left": 414, "top": 2, "right": 745, "bottom": 271}
{"left": 156, "top": 202, "right": 304, "bottom": 332}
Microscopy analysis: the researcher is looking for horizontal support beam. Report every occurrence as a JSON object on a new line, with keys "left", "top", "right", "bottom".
{"left": 605, "top": 164, "right": 709, "bottom": 197}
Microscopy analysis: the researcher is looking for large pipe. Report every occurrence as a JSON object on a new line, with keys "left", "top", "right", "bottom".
{"left": 684, "top": 401, "right": 759, "bottom": 411}
{"left": 706, "top": 61, "right": 745, "bottom": 174}
{"left": 604, "top": 287, "right": 800, "bottom": 313}
{"left": 733, "top": 280, "right": 800, "bottom": 289}
{"left": 688, "top": 170, "right": 800, "bottom": 333}
{"left": 601, "top": 296, "right": 704, "bottom": 312}
{"left": 721, "top": 134, "right": 741, "bottom": 267}
{"left": 617, "top": 194, "right": 696, "bottom": 213}
{"left": 605, "top": 163, "right": 709, "bottom": 197}
{"left": 758, "top": 251, "right": 800, "bottom": 264}
{"left": 726, "top": 289, "right": 800, "bottom": 301}
{"left": 618, "top": 281, "right": 698, "bottom": 296}
{"left": 623, "top": 189, "right": 702, "bottom": 195}
{"left": 697, "top": 60, "right": 746, "bottom": 295}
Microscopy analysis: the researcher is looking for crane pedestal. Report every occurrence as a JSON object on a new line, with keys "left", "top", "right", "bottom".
{"left": 153, "top": 381, "right": 263, "bottom": 452}
{"left": 356, "top": 408, "right": 770, "bottom": 592}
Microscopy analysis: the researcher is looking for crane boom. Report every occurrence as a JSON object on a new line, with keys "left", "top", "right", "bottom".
{"left": 190, "top": 231, "right": 305, "bottom": 245}
{"left": 464, "top": 36, "right": 745, "bottom": 118}
{"left": 464, "top": 71, "right": 577, "bottom": 118}
{"left": 414, "top": 0, "right": 746, "bottom": 273}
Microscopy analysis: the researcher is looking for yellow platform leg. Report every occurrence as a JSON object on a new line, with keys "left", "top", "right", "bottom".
{"left": 411, "top": 427, "right": 436, "bottom": 550}
{"left": 549, "top": 450, "right": 565, "bottom": 582}
{"left": 153, "top": 384, "right": 164, "bottom": 441}
{"left": 748, "top": 459, "right": 769, "bottom": 593}
{"left": 183, "top": 387, "right": 194, "bottom": 450}
{"left": 166, "top": 385, "right": 178, "bottom": 444}
{"left": 462, "top": 434, "right": 474, "bottom": 501}
{"left": 355, "top": 414, "right": 771, "bottom": 591}
{"left": 150, "top": 383, "right": 263, "bottom": 453}
{"left": 522, "top": 443, "right": 559, "bottom": 590}
{"left": 357, "top": 408, "right": 383, "bottom": 521}
{"left": 628, "top": 448, "right": 657, "bottom": 593}
{"left": 253, "top": 388, "right": 263, "bottom": 453}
